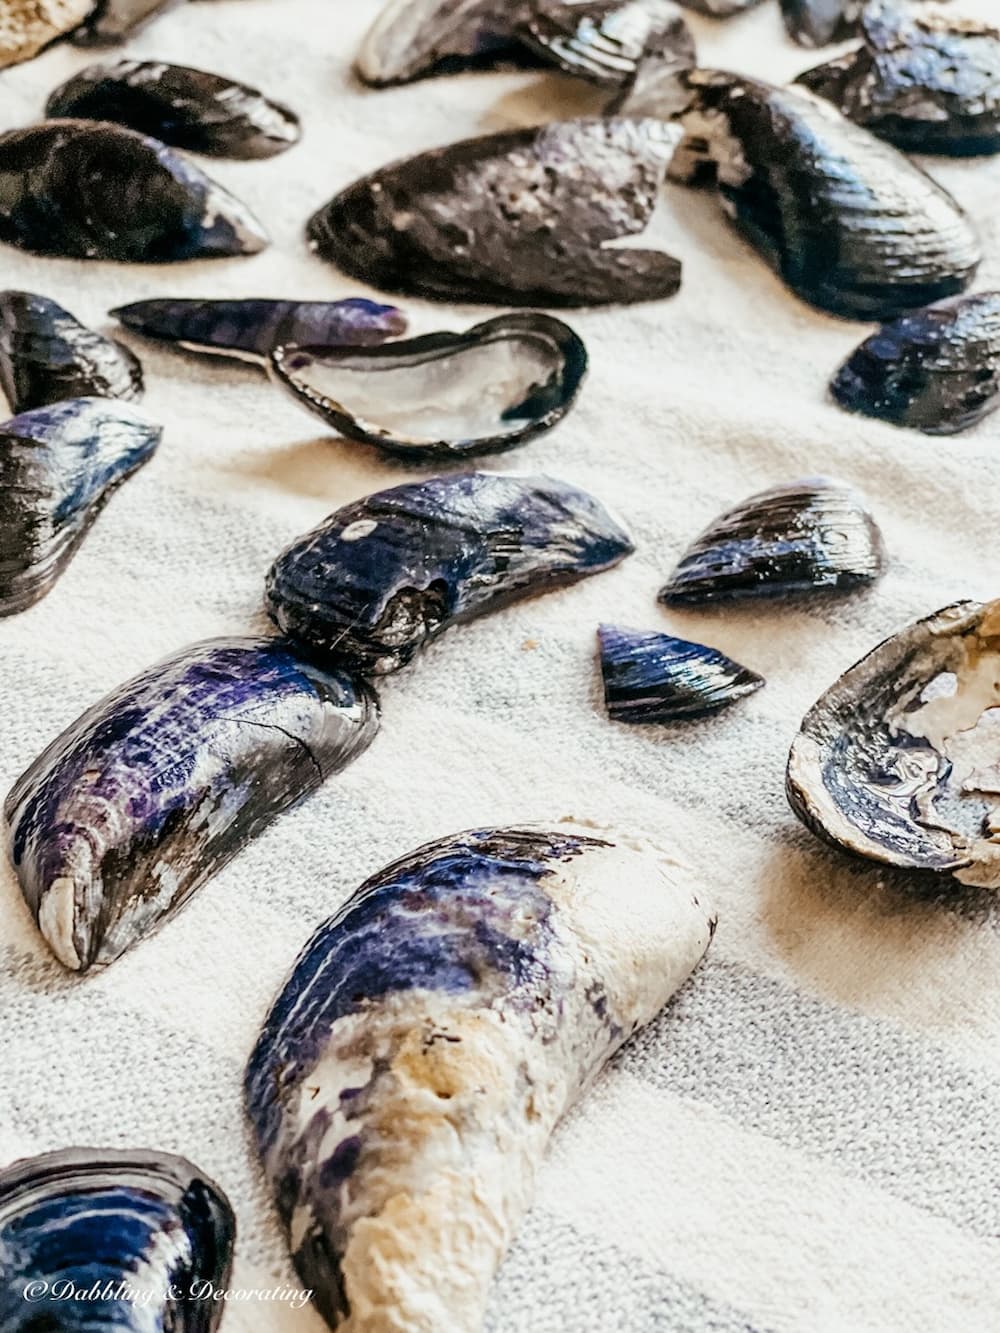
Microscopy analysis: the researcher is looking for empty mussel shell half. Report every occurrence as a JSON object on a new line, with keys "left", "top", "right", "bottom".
{"left": 46, "top": 59, "right": 301, "bottom": 159}
{"left": 660, "top": 478, "right": 887, "bottom": 605}
{"left": 520, "top": 0, "right": 695, "bottom": 89}
{"left": 246, "top": 821, "right": 715, "bottom": 1331}
{"left": 72, "top": 0, "right": 183, "bottom": 45}
{"left": 797, "top": 2, "right": 1000, "bottom": 156}
{"left": 0, "top": 120, "right": 269, "bottom": 262}
{"left": 355, "top": 0, "right": 536, "bottom": 85}
{"left": 0, "top": 1147, "right": 234, "bottom": 1332}
{"left": 0, "top": 290, "right": 143, "bottom": 414}
{"left": 266, "top": 471, "right": 634, "bottom": 674}
{"left": 269, "top": 313, "right": 587, "bottom": 459}
{"left": 0, "top": 398, "right": 161, "bottom": 615}
{"left": 831, "top": 292, "right": 1000, "bottom": 436}
{"left": 5, "top": 636, "right": 378, "bottom": 970}
{"left": 308, "top": 117, "right": 683, "bottom": 307}
{"left": 111, "top": 296, "right": 407, "bottom": 364}
{"left": 787, "top": 598, "right": 1000, "bottom": 888}
{"left": 780, "top": 0, "right": 863, "bottom": 46}
{"left": 667, "top": 70, "right": 980, "bottom": 319}
{"left": 599, "top": 624, "right": 764, "bottom": 722}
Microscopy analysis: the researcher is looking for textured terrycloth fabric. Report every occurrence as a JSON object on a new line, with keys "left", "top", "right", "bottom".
{"left": 1, "top": 2, "right": 1000, "bottom": 1330}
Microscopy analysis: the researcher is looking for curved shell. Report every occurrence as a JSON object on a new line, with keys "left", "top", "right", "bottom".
{"left": 0, "top": 290, "right": 143, "bottom": 414}
{"left": 0, "top": 398, "right": 160, "bottom": 615}
{"left": 355, "top": 0, "right": 534, "bottom": 86}
{"left": 797, "top": 3, "right": 1000, "bottom": 156}
{"left": 676, "top": 0, "right": 763, "bottom": 12}
{"left": 46, "top": 59, "right": 301, "bottom": 159}
{"left": 0, "top": 120, "right": 269, "bottom": 262}
{"left": 0, "top": 1147, "right": 234, "bottom": 1332}
{"left": 5, "top": 636, "right": 379, "bottom": 970}
{"left": 787, "top": 598, "right": 1000, "bottom": 888}
{"left": 72, "top": 0, "right": 183, "bottom": 45}
{"left": 265, "top": 471, "right": 634, "bottom": 675}
{"left": 245, "top": 821, "right": 716, "bottom": 1331}
{"left": 668, "top": 71, "right": 980, "bottom": 319}
{"left": 659, "top": 478, "right": 887, "bottom": 605}
{"left": 599, "top": 624, "right": 764, "bottom": 722}
{"left": 307, "top": 118, "right": 683, "bottom": 307}
{"left": 268, "top": 313, "right": 587, "bottom": 459}
{"left": 520, "top": 0, "right": 694, "bottom": 88}
{"left": 111, "top": 297, "right": 407, "bottom": 363}
{"left": 780, "top": 0, "right": 861, "bottom": 46}
{"left": 831, "top": 292, "right": 1000, "bottom": 435}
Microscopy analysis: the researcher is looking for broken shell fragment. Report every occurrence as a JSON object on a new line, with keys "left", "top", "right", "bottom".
{"left": 599, "top": 624, "right": 764, "bottom": 722}
{"left": 266, "top": 472, "right": 634, "bottom": 674}
{"left": 520, "top": 0, "right": 694, "bottom": 88}
{"left": 268, "top": 313, "right": 587, "bottom": 460}
{"left": 72, "top": 0, "right": 182, "bottom": 45}
{"left": 111, "top": 297, "right": 407, "bottom": 364}
{"left": 0, "top": 290, "right": 143, "bottom": 414}
{"left": 0, "top": 0, "right": 94, "bottom": 70}
{"left": 0, "top": 120, "right": 269, "bottom": 262}
{"left": 0, "top": 1147, "right": 234, "bottom": 1332}
{"left": 787, "top": 598, "right": 1000, "bottom": 888}
{"left": 46, "top": 59, "right": 301, "bottom": 159}
{"left": 797, "top": 3, "right": 1000, "bottom": 156}
{"left": 659, "top": 478, "right": 887, "bottom": 605}
{"left": 5, "top": 637, "right": 378, "bottom": 971}
{"left": 831, "top": 292, "right": 1000, "bottom": 435}
{"left": 780, "top": 0, "right": 862, "bottom": 46}
{"left": 307, "top": 118, "right": 683, "bottom": 307}
{"left": 245, "top": 821, "right": 715, "bottom": 1332}
{"left": 0, "top": 398, "right": 160, "bottom": 615}
{"left": 668, "top": 71, "right": 980, "bottom": 319}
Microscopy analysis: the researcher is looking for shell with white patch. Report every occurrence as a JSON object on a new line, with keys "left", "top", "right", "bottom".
{"left": 245, "top": 821, "right": 716, "bottom": 1332}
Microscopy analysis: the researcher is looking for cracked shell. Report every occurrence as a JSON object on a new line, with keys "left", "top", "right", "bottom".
{"left": 5, "top": 636, "right": 379, "bottom": 970}
{"left": 265, "top": 471, "right": 634, "bottom": 674}
{"left": 787, "top": 598, "right": 1000, "bottom": 888}
{"left": 307, "top": 118, "right": 683, "bottom": 307}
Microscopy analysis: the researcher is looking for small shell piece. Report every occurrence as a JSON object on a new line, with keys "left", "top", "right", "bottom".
{"left": 356, "top": 0, "right": 537, "bottom": 85}
{"left": 780, "top": 0, "right": 862, "bottom": 46}
{"left": 307, "top": 118, "right": 683, "bottom": 307}
{"left": 0, "top": 1147, "right": 234, "bottom": 1332}
{"left": 787, "top": 598, "right": 1000, "bottom": 888}
{"left": 519, "top": 0, "right": 694, "bottom": 88}
{"left": 111, "top": 297, "right": 408, "bottom": 364}
{"left": 797, "top": 2, "right": 1000, "bottom": 156}
{"left": 268, "top": 313, "right": 587, "bottom": 459}
{"left": 46, "top": 59, "right": 301, "bottom": 159}
{"left": 5, "top": 637, "right": 379, "bottom": 970}
{"left": 265, "top": 471, "right": 634, "bottom": 675}
{"left": 72, "top": 0, "right": 182, "bottom": 45}
{"left": 0, "top": 121, "right": 269, "bottom": 262}
{"left": 659, "top": 478, "right": 887, "bottom": 606}
{"left": 0, "top": 0, "right": 94, "bottom": 70}
{"left": 245, "top": 821, "right": 716, "bottom": 1332}
{"left": 831, "top": 292, "right": 1000, "bottom": 436}
{"left": 0, "top": 290, "right": 143, "bottom": 414}
{"left": 599, "top": 624, "right": 764, "bottom": 722}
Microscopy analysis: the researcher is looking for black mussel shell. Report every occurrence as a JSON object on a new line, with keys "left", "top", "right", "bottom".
{"left": 797, "top": 3, "right": 1000, "bottom": 156}
{"left": 520, "top": 0, "right": 694, "bottom": 89}
{"left": 675, "top": 0, "right": 764, "bottom": 12}
{"left": 787, "top": 598, "right": 1000, "bottom": 887}
{"left": 268, "top": 313, "right": 587, "bottom": 459}
{"left": 0, "top": 398, "right": 161, "bottom": 616}
{"left": 599, "top": 624, "right": 764, "bottom": 722}
{"left": 111, "top": 297, "right": 408, "bottom": 363}
{"left": 659, "top": 478, "right": 887, "bottom": 605}
{"left": 0, "top": 1147, "right": 233, "bottom": 1331}
{"left": 308, "top": 118, "right": 683, "bottom": 307}
{"left": 355, "top": 0, "right": 538, "bottom": 85}
{"left": 46, "top": 59, "right": 301, "bottom": 159}
{"left": 6, "top": 636, "right": 378, "bottom": 970}
{"left": 0, "top": 290, "right": 143, "bottom": 414}
{"left": 265, "top": 471, "right": 634, "bottom": 674}
{"left": 0, "top": 120, "right": 268, "bottom": 262}
{"left": 72, "top": 0, "right": 184, "bottom": 45}
{"left": 831, "top": 292, "right": 1000, "bottom": 436}
{"left": 667, "top": 70, "right": 980, "bottom": 319}
{"left": 780, "top": 0, "right": 862, "bottom": 46}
